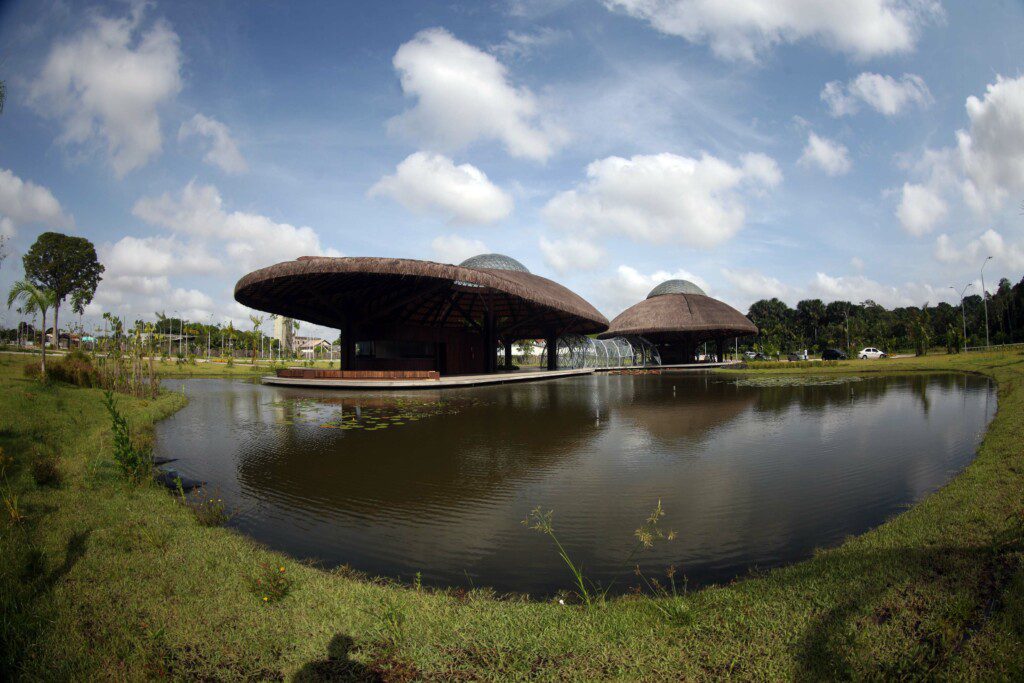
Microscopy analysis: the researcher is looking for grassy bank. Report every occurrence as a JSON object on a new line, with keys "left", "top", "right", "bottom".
{"left": 1, "top": 350, "right": 1022, "bottom": 680}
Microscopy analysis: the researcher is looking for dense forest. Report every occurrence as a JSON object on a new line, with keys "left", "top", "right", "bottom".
{"left": 745, "top": 275, "right": 1024, "bottom": 356}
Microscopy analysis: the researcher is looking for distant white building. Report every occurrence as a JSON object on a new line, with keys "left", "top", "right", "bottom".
{"left": 273, "top": 315, "right": 295, "bottom": 352}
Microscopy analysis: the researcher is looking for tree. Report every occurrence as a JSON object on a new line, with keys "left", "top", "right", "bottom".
{"left": 249, "top": 314, "right": 263, "bottom": 362}
{"left": 22, "top": 232, "right": 104, "bottom": 352}
{"left": 7, "top": 280, "right": 55, "bottom": 375}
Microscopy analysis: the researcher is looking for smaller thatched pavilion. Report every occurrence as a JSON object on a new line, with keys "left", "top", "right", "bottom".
{"left": 599, "top": 279, "right": 757, "bottom": 364}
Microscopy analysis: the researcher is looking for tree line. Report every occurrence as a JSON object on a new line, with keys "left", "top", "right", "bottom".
{"left": 744, "top": 274, "right": 1024, "bottom": 356}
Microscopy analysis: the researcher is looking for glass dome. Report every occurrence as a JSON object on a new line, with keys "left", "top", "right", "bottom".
{"left": 459, "top": 253, "right": 530, "bottom": 273}
{"left": 647, "top": 279, "right": 706, "bottom": 298}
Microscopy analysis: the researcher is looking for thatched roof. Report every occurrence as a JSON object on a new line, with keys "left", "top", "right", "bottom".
{"left": 599, "top": 293, "right": 757, "bottom": 341}
{"left": 234, "top": 256, "right": 608, "bottom": 336}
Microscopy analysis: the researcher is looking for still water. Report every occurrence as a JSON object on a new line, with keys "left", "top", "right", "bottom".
{"left": 155, "top": 372, "right": 995, "bottom": 595}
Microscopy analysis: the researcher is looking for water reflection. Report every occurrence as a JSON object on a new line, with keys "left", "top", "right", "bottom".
{"left": 155, "top": 372, "right": 994, "bottom": 595}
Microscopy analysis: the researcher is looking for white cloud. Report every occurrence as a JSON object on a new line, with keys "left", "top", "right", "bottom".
{"left": 822, "top": 72, "right": 932, "bottom": 117}
{"left": 430, "top": 234, "right": 488, "bottom": 263}
{"left": 934, "top": 230, "right": 1024, "bottom": 271}
{"left": 850, "top": 256, "right": 865, "bottom": 270}
{"left": 543, "top": 152, "right": 780, "bottom": 248}
{"left": 957, "top": 75, "right": 1024, "bottom": 212}
{"left": 100, "top": 235, "right": 221, "bottom": 278}
{"left": 722, "top": 267, "right": 789, "bottom": 300}
{"left": 30, "top": 3, "right": 182, "bottom": 176}
{"left": 368, "top": 152, "right": 513, "bottom": 224}
{"left": 798, "top": 132, "right": 851, "bottom": 176}
{"left": 93, "top": 273, "right": 216, "bottom": 320}
{"left": 807, "top": 272, "right": 941, "bottom": 308}
{"left": 0, "top": 168, "right": 74, "bottom": 234}
{"left": 538, "top": 236, "right": 605, "bottom": 273}
{"left": 178, "top": 114, "right": 247, "bottom": 174}
{"left": 132, "top": 181, "right": 340, "bottom": 271}
{"left": 896, "top": 182, "right": 947, "bottom": 235}
{"left": 603, "top": 0, "right": 941, "bottom": 63}
{"left": 600, "top": 265, "right": 710, "bottom": 316}
{"left": 388, "top": 27, "right": 566, "bottom": 161}
{"left": 489, "top": 27, "right": 568, "bottom": 60}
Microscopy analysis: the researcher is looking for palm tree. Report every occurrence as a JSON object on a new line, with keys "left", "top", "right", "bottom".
{"left": 154, "top": 310, "right": 169, "bottom": 356}
{"left": 7, "top": 280, "right": 56, "bottom": 375}
{"left": 250, "top": 314, "right": 264, "bottom": 363}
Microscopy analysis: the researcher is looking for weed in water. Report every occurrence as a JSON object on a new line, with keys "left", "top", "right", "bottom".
{"left": 525, "top": 499, "right": 677, "bottom": 608}
{"left": 183, "top": 487, "right": 231, "bottom": 527}
{"left": 249, "top": 563, "right": 293, "bottom": 604}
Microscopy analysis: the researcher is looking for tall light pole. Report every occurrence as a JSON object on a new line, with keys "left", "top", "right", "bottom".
{"left": 950, "top": 283, "right": 972, "bottom": 352}
{"left": 981, "top": 256, "right": 992, "bottom": 349}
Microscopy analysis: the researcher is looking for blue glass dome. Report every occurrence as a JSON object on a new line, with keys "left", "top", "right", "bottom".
{"left": 647, "top": 279, "right": 706, "bottom": 298}
{"left": 459, "top": 253, "right": 530, "bottom": 273}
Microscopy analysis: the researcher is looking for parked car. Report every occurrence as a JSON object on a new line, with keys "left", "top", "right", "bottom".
{"left": 822, "top": 348, "right": 847, "bottom": 360}
{"left": 787, "top": 349, "right": 809, "bottom": 361}
{"left": 858, "top": 347, "right": 887, "bottom": 359}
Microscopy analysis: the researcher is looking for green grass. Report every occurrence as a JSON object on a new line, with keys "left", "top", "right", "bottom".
{"left": 1, "top": 350, "right": 1023, "bottom": 680}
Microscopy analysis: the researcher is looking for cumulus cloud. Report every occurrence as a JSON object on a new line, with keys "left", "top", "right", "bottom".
{"left": 30, "top": 3, "right": 182, "bottom": 176}
{"left": 430, "top": 234, "right": 489, "bottom": 263}
{"left": 957, "top": 75, "right": 1024, "bottom": 212}
{"left": 821, "top": 72, "right": 932, "bottom": 117}
{"left": 178, "top": 114, "right": 247, "bottom": 174}
{"left": 93, "top": 273, "right": 216, "bottom": 320}
{"left": 807, "top": 272, "right": 942, "bottom": 308}
{"left": 368, "top": 152, "right": 513, "bottom": 224}
{"left": 599, "top": 265, "right": 710, "bottom": 316}
{"left": 0, "top": 168, "right": 74, "bottom": 234}
{"left": 603, "top": 0, "right": 941, "bottom": 62}
{"left": 543, "top": 152, "right": 781, "bottom": 248}
{"left": 721, "top": 267, "right": 789, "bottom": 301}
{"left": 132, "top": 181, "right": 340, "bottom": 272}
{"left": 387, "top": 27, "right": 566, "bottom": 161}
{"left": 934, "top": 230, "right": 1024, "bottom": 271}
{"left": 798, "top": 132, "right": 851, "bottom": 176}
{"left": 896, "top": 182, "right": 947, "bottom": 235}
{"left": 538, "top": 236, "right": 605, "bottom": 273}
{"left": 100, "top": 235, "right": 221, "bottom": 278}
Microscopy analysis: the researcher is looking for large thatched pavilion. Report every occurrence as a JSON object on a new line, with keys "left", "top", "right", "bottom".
{"left": 234, "top": 254, "right": 608, "bottom": 376}
{"left": 600, "top": 279, "right": 756, "bottom": 364}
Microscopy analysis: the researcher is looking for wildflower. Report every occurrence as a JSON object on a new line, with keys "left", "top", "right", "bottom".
{"left": 279, "top": 566, "right": 285, "bottom": 572}
{"left": 263, "top": 596, "right": 268, "bottom": 602}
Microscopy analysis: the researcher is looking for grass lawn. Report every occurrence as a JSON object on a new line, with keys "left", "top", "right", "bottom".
{"left": 1, "top": 350, "right": 1022, "bottom": 680}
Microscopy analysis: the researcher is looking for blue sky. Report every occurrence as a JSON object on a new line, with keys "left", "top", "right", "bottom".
{"left": 1, "top": 0, "right": 1023, "bottom": 337}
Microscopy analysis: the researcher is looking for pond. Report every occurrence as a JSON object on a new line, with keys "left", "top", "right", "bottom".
{"left": 155, "top": 372, "right": 995, "bottom": 595}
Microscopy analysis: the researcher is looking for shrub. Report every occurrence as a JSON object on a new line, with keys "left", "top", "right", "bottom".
{"left": 103, "top": 390, "right": 150, "bottom": 483}
{"left": 22, "top": 350, "right": 99, "bottom": 387}
{"left": 183, "top": 487, "right": 231, "bottom": 526}
{"left": 249, "top": 563, "right": 292, "bottom": 603}
{"left": 30, "top": 455, "right": 62, "bottom": 488}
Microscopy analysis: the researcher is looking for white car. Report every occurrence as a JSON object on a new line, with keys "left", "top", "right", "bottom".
{"left": 858, "top": 347, "right": 887, "bottom": 359}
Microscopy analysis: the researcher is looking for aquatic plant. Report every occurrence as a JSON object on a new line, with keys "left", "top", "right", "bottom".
{"left": 524, "top": 499, "right": 676, "bottom": 608}
{"left": 730, "top": 375, "right": 863, "bottom": 388}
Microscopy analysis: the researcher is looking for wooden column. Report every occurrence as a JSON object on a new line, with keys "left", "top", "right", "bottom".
{"left": 483, "top": 311, "right": 495, "bottom": 373}
{"left": 546, "top": 334, "right": 558, "bottom": 370}
{"left": 341, "top": 320, "right": 354, "bottom": 370}
{"left": 504, "top": 340, "right": 513, "bottom": 371}
{"left": 716, "top": 338, "right": 725, "bottom": 363}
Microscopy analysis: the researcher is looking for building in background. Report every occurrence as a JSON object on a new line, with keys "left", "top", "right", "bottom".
{"left": 273, "top": 315, "right": 295, "bottom": 353}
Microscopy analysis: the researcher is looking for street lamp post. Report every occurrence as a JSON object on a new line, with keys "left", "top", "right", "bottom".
{"left": 950, "top": 283, "right": 972, "bottom": 352}
{"left": 981, "top": 256, "right": 992, "bottom": 349}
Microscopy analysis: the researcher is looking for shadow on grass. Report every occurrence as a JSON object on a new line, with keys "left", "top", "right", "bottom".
{"left": 292, "top": 635, "right": 379, "bottom": 682}
{"left": 792, "top": 539, "right": 1024, "bottom": 681}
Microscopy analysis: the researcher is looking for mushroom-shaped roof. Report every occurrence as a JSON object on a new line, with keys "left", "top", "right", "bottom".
{"left": 599, "top": 288, "right": 756, "bottom": 341}
{"left": 647, "top": 279, "right": 706, "bottom": 298}
{"left": 459, "top": 253, "right": 530, "bottom": 273}
{"left": 234, "top": 256, "right": 608, "bottom": 337}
